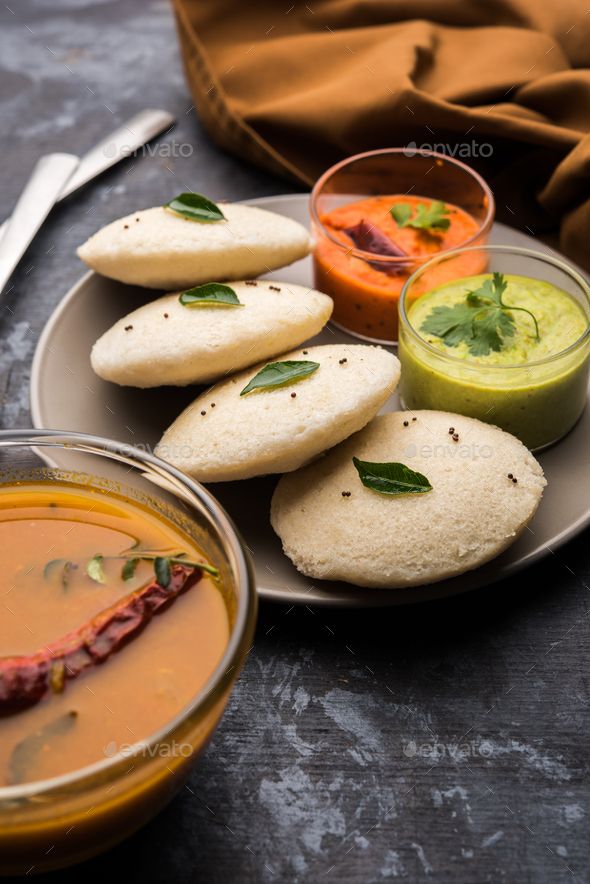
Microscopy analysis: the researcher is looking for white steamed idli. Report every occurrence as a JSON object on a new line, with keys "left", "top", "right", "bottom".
{"left": 91, "top": 280, "right": 333, "bottom": 387}
{"left": 271, "top": 411, "right": 546, "bottom": 588}
{"left": 155, "top": 345, "right": 400, "bottom": 482}
{"left": 77, "top": 203, "right": 312, "bottom": 289}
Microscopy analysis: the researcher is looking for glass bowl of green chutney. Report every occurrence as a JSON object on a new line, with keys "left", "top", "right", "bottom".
{"left": 398, "top": 245, "right": 590, "bottom": 451}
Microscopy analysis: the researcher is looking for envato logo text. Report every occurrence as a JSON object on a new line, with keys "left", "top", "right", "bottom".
{"left": 403, "top": 140, "right": 493, "bottom": 159}
{"left": 102, "top": 141, "right": 194, "bottom": 159}
{"left": 112, "top": 441, "right": 199, "bottom": 461}
{"left": 403, "top": 442, "right": 494, "bottom": 460}
{"left": 103, "top": 740, "right": 193, "bottom": 759}
{"left": 403, "top": 739, "right": 494, "bottom": 760}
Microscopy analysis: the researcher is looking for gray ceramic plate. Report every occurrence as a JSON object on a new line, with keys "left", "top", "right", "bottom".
{"left": 30, "top": 194, "right": 590, "bottom": 606}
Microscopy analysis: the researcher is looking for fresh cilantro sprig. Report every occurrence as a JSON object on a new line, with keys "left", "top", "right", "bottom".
{"left": 391, "top": 200, "right": 451, "bottom": 231}
{"left": 420, "top": 273, "right": 540, "bottom": 357}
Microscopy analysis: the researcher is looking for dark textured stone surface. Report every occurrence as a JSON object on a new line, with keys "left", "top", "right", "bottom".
{"left": 0, "top": 2, "right": 588, "bottom": 881}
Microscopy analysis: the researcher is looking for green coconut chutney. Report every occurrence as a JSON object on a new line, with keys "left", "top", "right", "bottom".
{"left": 399, "top": 273, "right": 590, "bottom": 450}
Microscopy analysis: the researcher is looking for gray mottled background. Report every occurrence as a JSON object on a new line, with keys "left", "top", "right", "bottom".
{"left": 0, "top": 1, "right": 589, "bottom": 882}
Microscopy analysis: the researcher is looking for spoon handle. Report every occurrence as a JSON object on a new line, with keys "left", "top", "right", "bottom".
{"left": 59, "top": 108, "right": 175, "bottom": 199}
{"left": 0, "top": 109, "right": 176, "bottom": 242}
{"left": 0, "top": 153, "right": 79, "bottom": 295}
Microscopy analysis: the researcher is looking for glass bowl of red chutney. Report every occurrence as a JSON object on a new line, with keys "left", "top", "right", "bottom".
{"left": 310, "top": 148, "right": 495, "bottom": 344}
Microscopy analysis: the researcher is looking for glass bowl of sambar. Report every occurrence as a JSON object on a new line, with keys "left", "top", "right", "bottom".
{"left": 0, "top": 430, "right": 256, "bottom": 874}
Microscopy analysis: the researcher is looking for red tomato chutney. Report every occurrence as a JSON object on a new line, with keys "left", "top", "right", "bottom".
{"left": 313, "top": 194, "right": 487, "bottom": 342}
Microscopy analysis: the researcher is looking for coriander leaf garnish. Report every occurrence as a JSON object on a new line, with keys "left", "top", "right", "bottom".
{"left": 8, "top": 711, "right": 78, "bottom": 785}
{"left": 390, "top": 203, "right": 413, "bottom": 227}
{"left": 86, "top": 554, "right": 106, "bottom": 585}
{"left": 44, "top": 558, "right": 65, "bottom": 581}
{"left": 466, "top": 272, "right": 540, "bottom": 339}
{"left": 164, "top": 192, "right": 225, "bottom": 223}
{"left": 154, "top": 556, "right": 172, "bottom": 589}
{"left": 353, "top": 457, "right": 433, "bottom": 496}
{"left": 240, "top": 360, "right": 319, "bottom": 396}
{"left": 121, "top": 557, "right": 139, "bottom": 582}
{"left": 420, "top": 272, "right": 540, "bottom": 357}
{"left": 391, "top": 200, "right": 451, "bottom": 231}
{"left": 44, "top": 558, "right": 75, "bottom": 591}
{"left": 179, "top": 282, "right": 243, "bottom": 308}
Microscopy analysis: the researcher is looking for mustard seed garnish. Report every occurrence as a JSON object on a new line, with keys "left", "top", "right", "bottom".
{"left": 412, "top": 417, "right": 417, "bottom": 421}
{"left": 290, "top": 392, "right": 297, "bottom": 398}
{"left": 269, "top": 285, "right": 281, "bottom": 292}
{"left": 164, "top": 313, "right": 169, "bottom": 318}
{"left": 124, "top": 224, "right": 129, "bottom": 229}
{"left": 512, "top": 477, "right": 518, "bottom": 484}
{"left": 339, "top": 358, "right": 347, "bottom": 365}
{"left": 303, "top": 350, "right": 308, "bottom": 355}
{"left": 244, "top": 280, "right": 258, "bottom": 286}
{"left": 452, "top": 433, "right": 459, "bottom": 442}
{"left": 341, "top": 491, "right": 351, "bottom": 497}
{"left": 403, "top": 420, "right": 409, "bottom": 427}
{"left": 200, "top": 410, "right": 206, "bottom": 416}
{"left": 211, "top": 402, "right": 216, "bottom": 408}
{"left": 124, "top": 325, "right": 133, "bottom": 331}
{"left": 135, "top": 217, "right": 140, "bottom": 222}
{"left": 448, "top": 427, "right": 455, "bottom": 434}
{"left": 508, "top": 473, "right": 513, "bottom": 479}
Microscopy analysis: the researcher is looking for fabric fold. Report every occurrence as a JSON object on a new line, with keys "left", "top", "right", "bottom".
{"left": 172, "top": 0, "right": 590, "bottom": 269}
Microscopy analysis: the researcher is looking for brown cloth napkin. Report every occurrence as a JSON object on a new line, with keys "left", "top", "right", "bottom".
{"left": 172, "top": 0, "right": 590, "bottom": 269}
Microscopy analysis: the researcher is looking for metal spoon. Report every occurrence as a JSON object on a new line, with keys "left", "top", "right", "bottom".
{"left": 0, "top": 108, "right": 175, "bottom": 242}
{"left": 0, "top": 153, "right": 80, "bottom": 296}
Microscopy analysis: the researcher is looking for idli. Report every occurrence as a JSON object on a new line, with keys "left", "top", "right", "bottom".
{"left": 78, "top": 201, "right": 311, "bottom": 289}
{"left": 271, "top": 411, "right": 546, "bottom": 588}
{"left": 91, "top": 280, "right": 333, "bottom": 387}
{"left": 155, "top": 345, "right": 400, "bottom": 481}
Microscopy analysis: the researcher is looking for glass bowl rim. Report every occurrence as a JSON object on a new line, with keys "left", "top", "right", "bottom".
{"left": 0, "top": 429, "right": 257, "bottom": 802}
{"left": 309, "top": 147, "right": 495, "bottom": 263}
{"left": 399, "top": 244, "right": 590, "bottom": 370}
